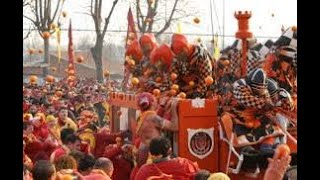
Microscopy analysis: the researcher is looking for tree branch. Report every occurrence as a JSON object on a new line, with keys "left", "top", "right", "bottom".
{"left": 102, "top": 0, "right": 118, "bottom": 37}
{"left": 39, "top": 0, "right": 44, "bottom": 28}
{"left": 90, "top": 0, "right": 94, "bottom": 15}
{"left": 51, "top": 0, "right": 62, "bottom": 24}
{"left": 35, "top": 0, "right": 40, "bottom": 28}
{"left": 23, "top": 15, "right": 37, "bottom": 25}
{"left": 23, "top": 28, "right": 32, "bottom": 40}
{"left": 136, "top": 0, "right": 142, "bottom": 32}
{"left": 47, "top": 0, "right": 52, "bottom": 28}
{"left": 155, "top": 0, "right": 179, "bottom": 37}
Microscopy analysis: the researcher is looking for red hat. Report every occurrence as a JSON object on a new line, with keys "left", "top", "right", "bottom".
{"left": 125, "top": 40, "right": 143, "bottom": 61}
{"left": 140, "top": 33, "right": 157, "bottom": 50}
{"left": 171, "top": 33, "right": 191, "bottom": 55}
{"left": 150, "top": 44, "right": 174, "bottom": 68}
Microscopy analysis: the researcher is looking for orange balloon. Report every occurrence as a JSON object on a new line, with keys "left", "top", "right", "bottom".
{"left": 178, "top": 92, "right": 186, "bottom": 99}
{"left": 193, "top": 17, "right": 200, "bottom": 24}
{"left": 171, "top": 73, "right": 177, "bottom": 81}
{"left": 171, "top": 84, "right": 179, "bottom": 91}
{"left": 42, "top": 31, "right": 50, "bottom": 39}
{"left": 274, "top": 144, "right": 291, "bottom": 159}
{"left": 131, "top": 77, "right": 139, "bottom": 85}
{"left": 189, "top": 81, "right": 195, "bottom": 87}
{"left": 153, "top": 89, "right": 161, "bottom": 97}
{"left": 205, "top": 76, "right": 214, "bottom": 86}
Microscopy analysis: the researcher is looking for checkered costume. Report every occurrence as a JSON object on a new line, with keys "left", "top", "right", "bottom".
{"left": 223, "top": 39, "right": 273, "bottom": 77}
{"left": 274, "top": 27, "right": 297, "bottom": 49}
{"left": 232, "top": 78, "right": 268, "bottom": 109}
{"left": 170, "top": 43, "right": 213, "bottom": 96}
{"left": 274, "top": 27, "right": 297, "bottom": 72}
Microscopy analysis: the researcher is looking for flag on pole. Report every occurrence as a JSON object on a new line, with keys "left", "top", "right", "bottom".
{"left": 122, "top": 7, "right": 138, "bottom": 92}
{"left": 125, "top": 7, "right": 138, "bottom": 49}
{"left": 67, "top": 20, "right": 76, "bottom": 87}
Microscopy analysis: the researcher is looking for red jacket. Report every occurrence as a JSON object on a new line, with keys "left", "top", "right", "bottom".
{"left": 135, "top": 157, "right": 199, "bottom": 180}
{"left": 103, "top": 146, "right": 133, "bottom": 180}
{"left": 93, "top": 132, "right": 123, "bottom": 157}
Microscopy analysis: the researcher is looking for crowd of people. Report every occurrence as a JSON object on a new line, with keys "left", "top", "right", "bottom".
{"left": 23, "top": 26, "right": 297, "bottom": 180}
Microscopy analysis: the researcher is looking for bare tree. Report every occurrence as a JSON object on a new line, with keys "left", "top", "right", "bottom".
{"left": 23, "top": 0, "right": 66, "bottom": 76}
{"left": 89, "top": 0, "right": 119, "bottom": 82}
{"left": 135, "top": 0, "right": 199, "bottom": 37}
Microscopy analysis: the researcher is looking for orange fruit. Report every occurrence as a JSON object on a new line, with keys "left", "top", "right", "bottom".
{"left": 55, "top": 91, "right": 63, "bottom": 97}
{"left": 131, "top": 77, "right": 139, "bottom": 85}
{"left": 178, "top": 92, "right": 186, "bottom": 99}
{"left": 42, "top": 31, "right": 50, "bottom": 39}
{"left": 171, "top": 84, "right": 179, "bottom": 91}
{"left": 127, "top": 59, "right": 135, "bottom": 66}
{"left": 171, "top": 73, "right": 177, "bottom": 81}
{"left": 153, "top": 89, "right": 161, "bottom": 97}
{"left": 38, "top": 49, "right": 43, "bottom": 54}
{"left": 28, "top": 48, "right": 35, "bottom": 55}
{"left": 62, "top": 11, "right": 67, "bottom": 17}
{"left": 50, "top": 23, "right": 57, "bottom": 29}
{"left": 46, "top": 75, "right": 55, "bottom": 83}
{"left": 189, "top": 81, "right": 195, "bottom": 87}
{"left": 29, "top": 75, "right": 38, "bottom": 83}
{"left": 193, "top": 17, "right": 200, "bottom": 24}
{"left": 205, "top": 76, "right": 214, "bottom": 86}
{"left": 222, "top": 60, "right": 230, "bottom": 66}
{"left": 76, "top": 56, "right": 84, "bottom": 63}
{"left": 291, "top": 26, "right": 297, "bottom": 32}
{"left": 104, "top": 70, "right": 110, "bottom": 77}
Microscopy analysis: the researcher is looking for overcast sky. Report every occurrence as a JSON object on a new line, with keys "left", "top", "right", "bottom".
{"left": 23, "top": 0, "right": 297, "bottom": 49}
